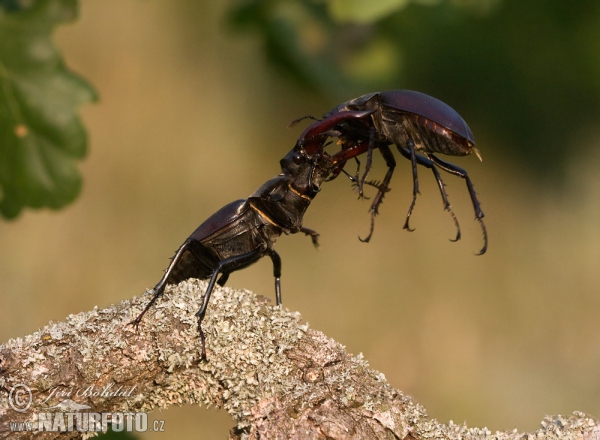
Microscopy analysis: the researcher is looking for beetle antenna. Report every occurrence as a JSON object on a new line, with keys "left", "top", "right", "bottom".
{"left": 288, "top": 115, "right": 320, "bottom": 128}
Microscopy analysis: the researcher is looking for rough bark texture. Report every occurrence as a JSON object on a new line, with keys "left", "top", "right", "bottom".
{"left": 0, "top": 279, "right": 598, "bottom": 439}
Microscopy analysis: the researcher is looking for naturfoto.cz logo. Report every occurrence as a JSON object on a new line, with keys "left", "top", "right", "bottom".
{"left": 10, "top": 412, "right": 158, "bottom": 434}
{"left": 8, "top": 384, "right": 32, "bottom": 412}
{"left": 7, "top": 384, "right": 164, "bottom": 434}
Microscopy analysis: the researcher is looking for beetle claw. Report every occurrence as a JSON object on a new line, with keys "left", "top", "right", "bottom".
{"left": 475, "top": 217, "right": 488, "bottom": 255}
{"left": 445, "top": 205, "right": 461, "bottom": 242}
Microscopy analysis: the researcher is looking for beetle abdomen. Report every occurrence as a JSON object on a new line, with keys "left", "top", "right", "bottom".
{"left": 166, "top": 242, "right": 216, "bottom": 286}
{"left": 379, "top": 90, "right": 475, "bottom": 145}
{"left": 398, "top": 112, "right": 473, "bottom": 156}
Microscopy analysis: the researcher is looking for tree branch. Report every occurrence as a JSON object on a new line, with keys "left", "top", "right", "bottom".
{"left": 0, "top": 279, "right": 598, "bottom": 439}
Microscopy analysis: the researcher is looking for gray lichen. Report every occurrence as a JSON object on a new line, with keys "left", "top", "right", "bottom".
{"left": 0, "top": 280, "right": 598, "bottom": 439}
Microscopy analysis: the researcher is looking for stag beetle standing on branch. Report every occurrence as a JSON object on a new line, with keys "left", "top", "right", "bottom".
{"left": 131, "top": 146, "right": 334, "bottom": 360}
{"left": 295, "top": 90, "right": 487, "bottom": 254}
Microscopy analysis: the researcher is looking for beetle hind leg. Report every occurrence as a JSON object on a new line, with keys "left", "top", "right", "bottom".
{"left": 428, "top": 154, "right": 487, "bottom": 255}
{"left": 130, "top": 239, "right": 194, "bottom": 329}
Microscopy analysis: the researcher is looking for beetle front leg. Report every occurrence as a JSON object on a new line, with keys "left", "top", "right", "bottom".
{"left": 428, "top": 154, "right": 487, "bottom": 255}
{"left": 339, "top": 158, "right": 369, "bottom": 201}
{"left": 357, "top": 128, "right": 376, "bottom": 198}
{"left": 300, "top": 227, "right": 320, "bottom": 248}
{"left": 359, "top": 145, "right": 395, "bottom": 243}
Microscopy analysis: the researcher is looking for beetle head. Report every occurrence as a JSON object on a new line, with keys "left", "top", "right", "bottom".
{"left": 323, "top": 92, "right": 379, "bottom": 118}
{"left": 280, "top": 148, "right": 333, "bottom": 198}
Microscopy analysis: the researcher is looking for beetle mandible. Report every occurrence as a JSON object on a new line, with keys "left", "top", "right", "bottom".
{"left": 295, "top": 90, "right": 487, "bottom": 254}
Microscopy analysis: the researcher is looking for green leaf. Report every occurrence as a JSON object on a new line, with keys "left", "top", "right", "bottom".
{"left": 0, "top": 0, "right": 97, "bottom": 219}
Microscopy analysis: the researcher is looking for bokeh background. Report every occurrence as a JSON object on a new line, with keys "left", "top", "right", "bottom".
{"left": 2, "top": 0, "right": 600, "bottom": 438}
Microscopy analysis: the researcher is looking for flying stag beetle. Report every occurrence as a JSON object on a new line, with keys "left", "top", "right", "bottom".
{"left": 131, "top": 89, "right": 486, "bottom": 360}
{"left": 296, "top": 89, "right": 487, "bottom": 254}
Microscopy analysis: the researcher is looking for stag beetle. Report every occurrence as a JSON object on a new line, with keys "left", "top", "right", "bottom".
{"left": 131, "top": 146, "right": 334, "bottom": 360}
{"left": 295, "top": 90, "right": 487, "bottom": 254}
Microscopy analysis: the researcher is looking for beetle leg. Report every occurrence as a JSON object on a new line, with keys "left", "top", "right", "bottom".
{"left": 130, "top": 238, "right": 194, "bottom": 329}
{"left": 195, "top": 247, "right": 266, "bottom": 360}
{"left": 300, "top": 227, "right": 320, "bottom": 248}
{"left": 334, "top": 161, "right": 359, "bottom": 193}
{"left": 343, "top": 158, "right": 374, "bottom": 200}
{"left": 427, "top": 154, "right": 487, "bottom": 255}
{"left": 400, "top": 138, "right": 421, "bottom": 232}
{"left": 217, "top": 273, "right": 229, "bottom": 286}
{"left": 342, "top": 168, "right": 382, "bottom": 194}
{"left": 359, "top": 145, "right": 395, "bottom": 243}
{"left": 268, "top": 249, "right": 282, "bottom": 306}
{"left": 397, "top": 147, "right": 461, "bottom": 242}
{"left": 357, "top": 128, "right": 376, "bottom": 198}
{"left": 351, "top": 157, "right": 361, "bottom": 187}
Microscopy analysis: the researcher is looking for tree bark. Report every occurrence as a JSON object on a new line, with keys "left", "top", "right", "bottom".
{"left": 0, "top": 279, "right": 598, "bottom": 439}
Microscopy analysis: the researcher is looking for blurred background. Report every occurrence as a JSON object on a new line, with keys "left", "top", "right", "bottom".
{"left": 2, "top": 0, "right": 600, "bottom": 437}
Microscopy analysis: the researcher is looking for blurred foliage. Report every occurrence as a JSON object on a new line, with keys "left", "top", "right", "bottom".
{"left": 228, "top": 0, "right": 600, "bottom": 179}
{"left": 2, "top": 0, "right": 599, "bottom": 218}
{"left": 0, "top": 0, "right": 96, "bottom": 219}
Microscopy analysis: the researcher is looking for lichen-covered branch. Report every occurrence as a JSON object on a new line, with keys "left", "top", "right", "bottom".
{"left": 0, "top": 279, "right": 598, "bottom": 439}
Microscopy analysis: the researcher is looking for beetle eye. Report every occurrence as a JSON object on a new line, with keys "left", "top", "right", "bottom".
{"left": 292, "top": 152, "right": 303, "bottom": 164}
